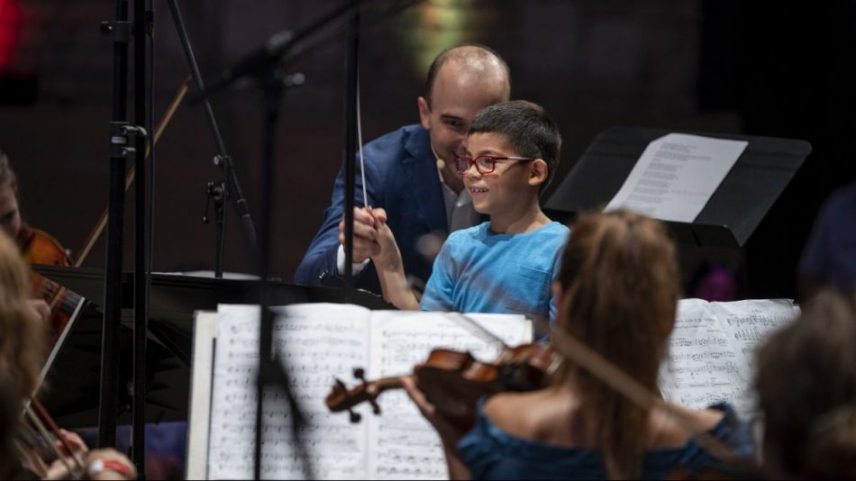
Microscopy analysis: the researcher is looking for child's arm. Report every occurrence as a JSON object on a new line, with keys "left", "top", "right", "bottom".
{"left": 369, "top": 208, "right": 421, "bottom": 310}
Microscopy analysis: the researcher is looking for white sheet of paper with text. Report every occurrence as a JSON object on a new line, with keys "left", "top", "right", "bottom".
{"left": 605, "top": 133, "right": 748, "bottom": 222}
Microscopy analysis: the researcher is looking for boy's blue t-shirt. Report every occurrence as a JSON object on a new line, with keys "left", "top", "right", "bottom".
{"left": 420, "top": 221, "right": 569, "bottom": 320}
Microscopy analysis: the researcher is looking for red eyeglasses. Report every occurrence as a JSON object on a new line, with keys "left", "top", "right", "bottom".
{"left": 452, "top": 154, "right": 535, "bottom": 175}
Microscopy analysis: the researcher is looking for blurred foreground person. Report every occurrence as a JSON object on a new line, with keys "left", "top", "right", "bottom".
{"left": 0, "top": 232, "right": 136, "bottom": 480}
{"left": 756, "top": 288, "right": 856, "bottom": 479}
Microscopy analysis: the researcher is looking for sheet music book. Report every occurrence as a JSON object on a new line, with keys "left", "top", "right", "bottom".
{"left": 659, "top": 298, "right": 800, "bottom": 420}
{"left": 187, "top": 303, "right": 532, "bottom": 480}
{"left": 187, "top": 299, "right": 797, "bottom": 479}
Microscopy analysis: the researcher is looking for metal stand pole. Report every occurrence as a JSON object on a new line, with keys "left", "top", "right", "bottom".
{"left": 131, "top": 0, "right": 152, "bottom": 475}
{"left": 166, "top": 0, "right": 260, "bottom": 276}
{"left": 98, "top": 0, "right": 131, "bottom": 450}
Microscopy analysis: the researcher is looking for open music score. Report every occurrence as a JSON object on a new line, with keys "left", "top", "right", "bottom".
{"left": 188, "top": 299, "right": 798, "bottom": 480}
{"left": 659, "top": 298, "right": 800, "bottom": 420}
{"left": 198, "top": 304, "right": 532, "bottom": 480}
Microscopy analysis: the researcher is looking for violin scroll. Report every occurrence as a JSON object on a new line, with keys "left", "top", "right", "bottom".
{"left": 326, "top": 367, "right": 399, "bottom": 423}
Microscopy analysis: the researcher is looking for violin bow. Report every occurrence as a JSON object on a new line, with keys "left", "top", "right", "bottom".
{"left": 21, "top": 405, "right": 83, "bottom": 478}
{"left": 444, "top": 312, "right": 509, "bottom": 351}
{"left": 31, "top": 398, "right": 86, "bottom": 471}
{"left": 71, "top": 75, "right": 192, "bottom": 268}
{"left": 45, "top": 75, "right": 192, "bottom": 314}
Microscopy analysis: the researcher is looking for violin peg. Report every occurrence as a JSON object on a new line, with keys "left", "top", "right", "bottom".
{"left": 348, "top": 408, "right": 361, "bottom": 424}
{"left": 334, "top": 378, "right": 347, "bottom": 390}
{"left": 369, "top": 399, "right": 381, "bottom": 415}
{"left": 353, "top": 367, "right": 366, "bottom": 381}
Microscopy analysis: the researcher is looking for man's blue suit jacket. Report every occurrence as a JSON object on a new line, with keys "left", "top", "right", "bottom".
{"left": 294, "top": 125, "right": 449, "bottom": 294}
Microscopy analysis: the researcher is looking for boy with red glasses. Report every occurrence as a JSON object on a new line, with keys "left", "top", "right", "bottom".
{"left": 368, "top": 100, "right": 568, "bottom": 322}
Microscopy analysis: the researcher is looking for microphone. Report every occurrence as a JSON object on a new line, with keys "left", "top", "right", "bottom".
{"left": 192, "top": 0, "right": 362, "bottom": 104}
{"left": 193, "top": 30, "right": 294, "bottom": 102}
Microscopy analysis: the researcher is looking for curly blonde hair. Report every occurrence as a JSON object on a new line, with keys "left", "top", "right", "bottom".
{"left": 0, "top": 231, "right": 46, "bottom": 402}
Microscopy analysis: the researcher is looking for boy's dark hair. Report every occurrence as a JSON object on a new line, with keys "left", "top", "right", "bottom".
{"left": 468, "top": 100, "right": 562, "bottom": 192}
{"left": 424, "top": 44, "right": 510, "bottom": 106}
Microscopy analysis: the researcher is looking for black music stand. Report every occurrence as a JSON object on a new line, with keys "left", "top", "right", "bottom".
{"left": 33, "top": 265, "right": 393, "bottom": 428}
{"left": 545, "top": 127, "right": 812, "bottom": 247}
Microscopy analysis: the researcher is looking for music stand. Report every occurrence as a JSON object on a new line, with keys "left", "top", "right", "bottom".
{"left": 545, "top": 127, "right": 812, "bottom": 247}
{"left": 33, "top": 265, "right": 393, "bottom": 428}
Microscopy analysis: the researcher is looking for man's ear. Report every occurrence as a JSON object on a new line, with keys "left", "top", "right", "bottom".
{"left": 528, "top": 158, "right": 549, "bottom": 187}
{"left": 417, "top": 96, "right": 431, "bottom": 130}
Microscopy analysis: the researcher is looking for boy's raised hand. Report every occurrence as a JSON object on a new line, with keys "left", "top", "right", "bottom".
{"left": 367, "top": 208, "right": 403, "bottom": 271}
{"left": 366, "top": 208, "right": 419, "bottom": 310}
{"left": 338, "top": 207, "right": 382, "bottom": 263}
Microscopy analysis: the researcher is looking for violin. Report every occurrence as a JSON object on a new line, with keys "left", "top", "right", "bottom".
{"left": 15, "top": 398, "right": 87, "bottom": 479}
{"left": 18, "top": 225, "right": 82, "bottom": 334}
{"left": 325, "top": 343, "right": 559, "bottom": 430}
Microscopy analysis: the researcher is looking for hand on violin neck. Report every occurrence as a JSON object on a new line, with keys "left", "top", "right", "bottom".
{"left": 401, "top": 375, "right": 466, "bottom": 448}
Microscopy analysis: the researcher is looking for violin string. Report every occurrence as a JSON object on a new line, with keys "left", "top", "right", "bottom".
{"left": 32, "top": 399, "right": 86, "bottom": 471}
{"left": 24, "top": 407, "right": 75, "bottom": 477}
{"left": 14, "top": 441, "right": 49, "bottom": 478}
{"left": 17, "top": 422, "right": 48, "bottom": 453}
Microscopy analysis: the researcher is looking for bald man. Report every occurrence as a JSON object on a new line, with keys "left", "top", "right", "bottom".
{"left": 295, "top": 45, "right": 511, "bottom": 295}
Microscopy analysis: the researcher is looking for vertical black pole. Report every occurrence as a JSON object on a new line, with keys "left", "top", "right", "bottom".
{"left": 99, "top": 0, "right": 130, "bottom": 449}
{"left": 253, "top": 63, "right": 286, "bottom": 478}
{"left": 342, "top": 0, "right": 360, "bottom": 304}
{"left": 253, "top": 79, "right": 313, "bottom": 479}
{"left": 131, "top": 0, "right": 150, "bottom": 475}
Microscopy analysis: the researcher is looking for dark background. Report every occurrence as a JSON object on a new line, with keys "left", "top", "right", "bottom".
{"left": 1, "top": 0, "right": 854, "bottom": 299}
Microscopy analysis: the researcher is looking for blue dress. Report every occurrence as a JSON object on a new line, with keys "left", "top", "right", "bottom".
{"left": 457, "top": 400, "right": 756, "bottom": 480}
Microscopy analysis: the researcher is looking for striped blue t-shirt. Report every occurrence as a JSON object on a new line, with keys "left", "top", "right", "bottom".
{"left": 420, "top": 221, "right": 569, "bottom": 320}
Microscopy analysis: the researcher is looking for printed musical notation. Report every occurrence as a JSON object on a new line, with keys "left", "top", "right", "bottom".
{"left": 660, "top": 299, "right": 799, "bottom": 420}
{"left": 365, "top": 311, "right": 530, "bottom": 480}
{"left": 208, "top": 304, "right": 370, "bottom": 480}
{"left": 206, "top": 305, "right": 531, "bottom": 480}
